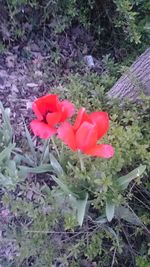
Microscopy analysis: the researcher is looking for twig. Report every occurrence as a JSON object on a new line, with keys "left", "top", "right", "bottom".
{"left": 24, "top": 230, "right": 86, "bottom": 234}
{"left": 111, "top": 248, "right": 116, "bottom": 267}
{"left": 133, "top": 195, "right": 150, "bottom": 211}
{"left": 121, "top": 225, "right": 135, "bottom": 265}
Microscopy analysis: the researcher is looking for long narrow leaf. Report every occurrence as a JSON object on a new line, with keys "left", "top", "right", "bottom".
{"left": 50, "top": 153, "right": 64, "bottom": 176}
{"left": 19, "top": 164, "right": 52, "bottom": 174}
{"left": 51, "top": 173, "right": 88, "bottom": 226}
{"left": 115, "top": 205, "right": 142, "bottom": 225}
{"left": 51, "top": 175, "right": 71, "bottom": 195}
{"left": 118, "top": 165, "right": 146, "bottom": 190}
{"left": 14, "top": 154, "right": 35, "bottom": 166}
{"left": 69, "top": 193, "right": 88, "bottom": 226}
{"left": 0, "top": 144, "right": 15, "bottom": 163}
{"left": 22, "top": 118, "right": 37, "bottom": 161}
{"left": 93, "top": 216, "right": 107, "bottom": 224}
{"left": 76, "top": 193, "right": 88, "bottom": 226}
{"left": 106, "top": 201, "right": 115, "bottom": 222}
{"left": 40, "top": 140, "right": 49, "bottom": 164}
{"left": 0, "top": 101, "right": 12, "bottom": 138}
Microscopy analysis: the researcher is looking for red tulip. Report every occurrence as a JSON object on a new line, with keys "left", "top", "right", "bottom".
{"left": 30, "top": 94, "right": 75, "bottom": 139}
{"left": 57, "top": 108, "right": 114, "bottom": 158}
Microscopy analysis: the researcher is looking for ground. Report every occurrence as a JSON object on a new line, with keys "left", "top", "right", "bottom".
{"left": 0, "top": 33, "right": 150, "bottom": 267}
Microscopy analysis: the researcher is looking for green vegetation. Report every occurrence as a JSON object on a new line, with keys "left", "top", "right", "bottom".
{"left": 0, "top": 0, "right": 150, "bottom": 266}
{"left": 0, "top": 0, "right": 150, "bottom": 50}
{"left": 0, "top": 69, "right": 150, "bottom": 265}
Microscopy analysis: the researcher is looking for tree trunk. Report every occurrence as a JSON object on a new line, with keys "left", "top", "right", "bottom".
{"left": 107, "top": 47, "right": 150, "bottom": 101}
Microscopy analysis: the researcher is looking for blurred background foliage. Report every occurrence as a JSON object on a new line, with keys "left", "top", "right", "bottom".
{"left": 0, "top": 0, "right": 149, "bottom": 52}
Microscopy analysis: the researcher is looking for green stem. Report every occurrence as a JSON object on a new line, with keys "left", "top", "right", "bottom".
{"left": 78, "top": 150, "right": 85, "bottom": 172}
{"left": 51, "top": 136, "right": 60, "bottom": 159}
{"left": 40, "top": 139, "right": 49, "bottom": 163}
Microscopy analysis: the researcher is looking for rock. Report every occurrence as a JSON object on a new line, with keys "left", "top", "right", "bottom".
{"left": 26, "top": 82, "right": 39, "bottom": 88}
{"left": 84, "top": 55, "right": 95, "bottom": 68}
{"left": 6, "top": 54, "right": 17, "bottom": 68}
{"left": 34, "top": 70, "right": 43, "bottom": 77}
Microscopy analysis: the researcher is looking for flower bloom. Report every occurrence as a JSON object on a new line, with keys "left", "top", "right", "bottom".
{"left": 57, "top": 107, "right": 114, "bottom": 158}
{"left": 30, "top": 94, "right": 75, "bottom": 139}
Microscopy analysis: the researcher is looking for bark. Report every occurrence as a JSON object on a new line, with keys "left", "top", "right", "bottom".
{"left": 107, "top": 47, "right": 150, "bottom": 101}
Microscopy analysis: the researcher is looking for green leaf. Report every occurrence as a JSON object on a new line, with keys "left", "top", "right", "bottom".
{"left": 0, "top": 144, "right": 15, "bottom": 163}
{"left": 75, "top": 193, "right": 88, "bottom": 226}
{"left": 106, "top": 201, "right": 115, "bottom": 222}
{"left": 115, "top": 205, "right": 142, "bottom": 226}
{"left": 23, "top": 118, "right": 37, "bottom": 162}
{"left": 50, "top": 153, "right": 64, "bottom": 176}
{"left": 40, "top": 141, "right": 49, "bottom": 164}
{"left": 51, "top": 175, "right": 71, "bottom": 195}
{"left": 69, "top": 193, "right": 88, "bottom": 226}
{"left": 14, "top": 153, "right": 35, "bottom": 166}
{"left": 118, "top": 165, "right": 146, "bottom": 190}
{"left": 6, "top": 160, "right": 17, "bottom": 177}
{"left": 19, "top": 164, "right": 52, "bottom": 174}
{"left": 0, "top": 173, "right": 13, "bottom": 186}
{"left": 93, "top": 216, "right": 107, "bottom": 224}
{"left": 0, "top": 101, "right": 12, "bottom": 140}
{"left": 52, "top": 175, "right": 88, "bottom": 226}
{"left": 51, "top": 174, "right": 88, "bottom": 226}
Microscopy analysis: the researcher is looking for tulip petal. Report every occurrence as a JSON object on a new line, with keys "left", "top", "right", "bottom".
{"left": 32, "top": 94, "right": 58, "bottom": 119}
{"left": 85, "top": 144, "right": 114, "bottom": 158}
{"left": 30, "top": 120, "right": 56, "bottom": 139}
{"left": 73, "top": 108, "right": 90, "bottom": 131}
{"left": 46, "top": 112, "right": 61, "bottom": 126}
{"left": 76, "top": 122, "right": 97, "bottom": 151}
{"left": 60, "top": 100, "right": 75, "bottom": 121}
{"left": 57, "top": 122, "right": 76, "bottom": 150}
{"left": 89, "top": 112, "right": 109, "bottom": 139}
{"left": 32, "top": 103, "right": 43, "bottom": 120}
